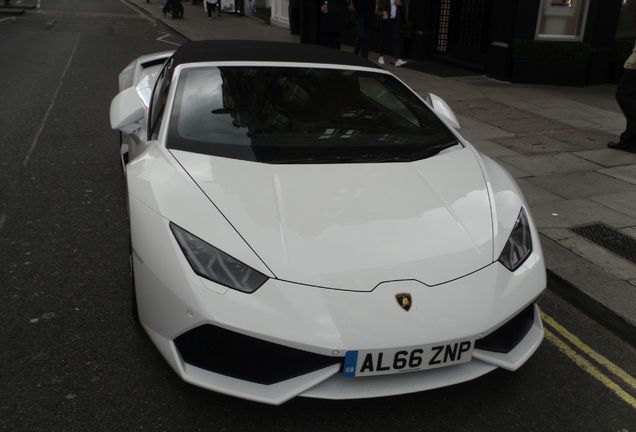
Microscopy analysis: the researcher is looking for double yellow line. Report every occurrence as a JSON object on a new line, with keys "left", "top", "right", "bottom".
{"left": 541, "top": 312, "right": 636, "bottom": 409}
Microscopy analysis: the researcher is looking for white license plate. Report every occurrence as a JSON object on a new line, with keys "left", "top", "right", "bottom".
{"left": 343, "top": 339, "right": 474, "bottom": 377}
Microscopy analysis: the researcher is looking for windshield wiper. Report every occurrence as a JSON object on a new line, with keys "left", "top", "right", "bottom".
{"left": 267, "top": 141, "right": 460, "bottom": 164}
{"left": 269, "top": 155, "right": 356, "bottom": 164}
{"left": 413, "top": 140, "right": 461, "bottom": 160}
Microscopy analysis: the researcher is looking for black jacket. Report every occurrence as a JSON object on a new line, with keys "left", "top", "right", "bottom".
{"left": 318, "top": 0, "right": 347, "bottom": 33}
{"left": 352, "top": 0, "right": 374, "bottom": 20}
{"left": 377, "top": 0, "right": 404, "bottom": 22}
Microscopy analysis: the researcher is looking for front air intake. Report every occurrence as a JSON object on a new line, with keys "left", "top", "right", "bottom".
{"left": 174, "top": 324, "right": 342, "bottom": 385}
{"left": 475, "top": 304, "right": 535, "bottom": 353}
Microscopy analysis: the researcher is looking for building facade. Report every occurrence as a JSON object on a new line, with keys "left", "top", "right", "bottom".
{"left": 403, "top": 0, "right": 634, "bottom": 85}
{"left": 288, "top": 0, "right": 633, "bottom": 86}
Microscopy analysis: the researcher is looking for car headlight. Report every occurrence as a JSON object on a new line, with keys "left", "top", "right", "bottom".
{"left": 170, "top": 223, "right": 268, "bottom": 293}
{"left": 498, "top": 208, "right": 533, "bottom": 272}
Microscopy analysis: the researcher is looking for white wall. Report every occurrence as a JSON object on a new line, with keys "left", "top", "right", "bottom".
{"left": 271, "top": 0, "right": 290, "bottom": 27}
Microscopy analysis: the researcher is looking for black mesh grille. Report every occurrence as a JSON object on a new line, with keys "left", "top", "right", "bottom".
{"left": 571, "top": 223, "right": 636, "bottom": 262}
{"left": 475, "top": 304, "right": 535, "bottom": 353}
{"left": 174, "top": 324, "right": 342, "bottom": 385}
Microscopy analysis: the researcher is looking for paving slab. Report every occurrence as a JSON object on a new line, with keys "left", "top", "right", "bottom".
{"left": 490, "top": 117, "right": 567, "bottom": 135}
{"left": 496, "top": 160, "right": 533, "bottom": 178}
{"left": 456, "top": 116, "right": 514, "bottom": 141}
{"left": 573, "top": 148, "right": 636, "bottom": 167}
{"left": 556, "top": 118, "right": 611, "bottom": 129}
{"left": 598, "top": 164, "right": 636, "bottom": 185}
{"left": 619, "top": 227, "right": 636, "bottom": 238}
{"left": 523, "top": 97, "right": 596, "bottom": 109}
{"left": 515, "top": 178, "right": 564, "bottom": 205}
{"left": 557, "top": 236, "right": 636, "bottom": 280}
{"left": 526, "top": 171, "right": 636, "bottom": 199}
{"left": 470, "top": 140, "right": 522, "bottom": 158}
{"left": 591, "top": 192, "right": 636, "bottom": 218}
{"left": 533, "top": 107, "right": 601, "bottom": 122}
{"left": 493, "top": 133, "right": 585, "bottom": 155}
{"left": 585, "top": 115, "right": 626, "bottom": 128}
{"left": 488, "top": 98, "right": 541, "bottom": 111}
{"left": 541, "top": 236, "right": 636, "bottom": 345}
{"left": 499, "top": 153, "right": 602, "bottom": 176}
{"left": 539, "top": 228, "right": 578, "bottom": 241}
{"left": 544, "top": 129, "right": 614, "bottom": 151}
{"left": 530, "top": 198, "right": 635, "bottom": 229}
{"left": 454, "top": 98, "right": 535, "bottom": 122}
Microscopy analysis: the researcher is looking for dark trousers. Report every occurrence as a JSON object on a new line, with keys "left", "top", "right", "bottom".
{"left": 379, "top": 18, "right": 402, "bottom": 59}
{"left": 206, "top": 0, "right": 219, "bottom": 16}
{"left": 353, "top": 17, "right": 372, "bottom": 59}
{"left": 319, "top": 32, "right": 341, "bottom": 50}
{"left": 163, "top": 0, "right": 183, "bottom": 17}
{"left": 617, "top": 69, "right": 636, "bottom": 146}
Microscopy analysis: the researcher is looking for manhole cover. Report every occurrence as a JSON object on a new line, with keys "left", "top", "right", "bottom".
{"left": 571, "top": 223, "right": 636, "bottom": 262}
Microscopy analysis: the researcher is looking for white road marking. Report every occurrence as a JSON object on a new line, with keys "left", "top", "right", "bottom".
{"left": 23, "top": 33, "right": 80, "bottom": 167}
{"left": 0, "top": 17, "right": 16, "bottom": 24}
{"left": 156, "top": 33, "right": 181, "bottom": 47}
{"left": 117, "top": 0, "right": 181, "bottom": 46}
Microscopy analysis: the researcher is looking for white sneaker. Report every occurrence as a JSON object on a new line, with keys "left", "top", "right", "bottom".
{"left": 395, "top": 59, "right": 407, "bottom": 67}
{"left": 378, "top": 56, "right": 385, "bottom": 65}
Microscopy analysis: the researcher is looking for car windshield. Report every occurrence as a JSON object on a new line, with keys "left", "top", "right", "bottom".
{"left": 167, "top": 66, "right": 459, "bottom": 163}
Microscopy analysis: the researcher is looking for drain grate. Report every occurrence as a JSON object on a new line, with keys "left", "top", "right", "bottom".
{"left": 571, "top": 223, "right": 636, "bottom": 262}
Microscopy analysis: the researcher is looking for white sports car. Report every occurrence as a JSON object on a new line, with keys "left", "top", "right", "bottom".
{"left": 110, "top": 40, "right": 546, "bottom": 405}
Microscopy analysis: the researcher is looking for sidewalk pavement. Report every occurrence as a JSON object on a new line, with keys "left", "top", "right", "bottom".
{"left": 129, "top": 0, "right": 636, "bottom": 344}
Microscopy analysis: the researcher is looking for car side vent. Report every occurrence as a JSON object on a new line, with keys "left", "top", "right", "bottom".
{"left": 475, "top": 304, "right": 535, "bottom": 353}
{"left": 174, "top": 324, "right": 342, "bottom": 385}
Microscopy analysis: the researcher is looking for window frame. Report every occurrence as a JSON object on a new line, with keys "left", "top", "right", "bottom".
{"left": 534, "top": 0, "right": 590, "bottom": 42}
{"left": 147, "top": 59, "right": 173, "bottom": 141}
{"left": 162, "top": 62, "right": 460, "bottom": 164}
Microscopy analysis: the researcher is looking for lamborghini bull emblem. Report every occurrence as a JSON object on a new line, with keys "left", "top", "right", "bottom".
{"left": 395, "top": 293, "right": 412, "bottom": 311}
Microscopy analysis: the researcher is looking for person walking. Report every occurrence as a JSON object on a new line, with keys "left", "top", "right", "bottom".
{"left": 609, "top": 40, "right": 636, "bottom": 153}
{"left": 377, "top": 0, "right": 407, "bottom": 67}
{"left": 204, "top": 0, "right": 220, "bottom": 18}
{"left": 352, "top": 0, "right": 374, "bottom": 59}
{"left": 163, "top": 0, "right": 184, "bottom": 18}
{"left": 318, "top": 0, "right": 347, "bottom": 50}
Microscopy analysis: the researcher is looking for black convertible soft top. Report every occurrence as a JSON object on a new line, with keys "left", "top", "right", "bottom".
{"left": 169, "top": 40, "right": 382, "bottom": 70}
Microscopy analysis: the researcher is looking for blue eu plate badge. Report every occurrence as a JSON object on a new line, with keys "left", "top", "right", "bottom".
{"left": 343, "top": 351, "right": 359, "bottom": 377}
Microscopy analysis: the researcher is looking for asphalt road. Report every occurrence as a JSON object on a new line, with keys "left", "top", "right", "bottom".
{"left": 1, "top": 1, "right": 635, "bottom": 431}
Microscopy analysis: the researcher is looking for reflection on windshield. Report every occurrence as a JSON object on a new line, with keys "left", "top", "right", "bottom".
{"left": 168, "top": 67, "right": 459, "bottom": 163}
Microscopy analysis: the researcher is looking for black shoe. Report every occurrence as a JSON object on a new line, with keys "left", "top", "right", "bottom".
{"left": 608, "top": 141, "right": 636, "bottom": 153}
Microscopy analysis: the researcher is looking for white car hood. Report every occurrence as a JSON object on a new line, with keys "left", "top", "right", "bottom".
{"left": 170, "top": 147, "right": 493, "bottom": 291}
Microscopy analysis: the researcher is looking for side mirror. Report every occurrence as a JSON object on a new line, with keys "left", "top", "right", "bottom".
{"left": 110, "top": 87, "right": 144, "bottom": 134}
{"left": 426, "top": 93, "right": 460, "bottom": 130}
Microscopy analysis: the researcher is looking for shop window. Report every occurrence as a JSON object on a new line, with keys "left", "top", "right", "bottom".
{"left": 436, "top": 0, "right": 451, "bottom": 52}
{"left": 535, "top": 0, "right": 590, "bottom": 41}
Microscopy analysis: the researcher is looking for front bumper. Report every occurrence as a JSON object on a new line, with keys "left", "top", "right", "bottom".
{"left": 130, "top": 198, "right": 546, "bottom": 405}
